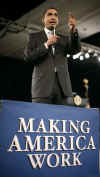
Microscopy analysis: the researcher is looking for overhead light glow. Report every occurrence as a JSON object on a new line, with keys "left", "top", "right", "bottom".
{"left": 85, "top": 52, "right": 90, "bottom": 59}
{"left": 98, "top": 56, "right": 100, "bottom": 62}
{"left": 72, "top": 52, "right": 82, "bottom": 60}
{"left": 79, "top": 55, "right": 84, "bottom": 61}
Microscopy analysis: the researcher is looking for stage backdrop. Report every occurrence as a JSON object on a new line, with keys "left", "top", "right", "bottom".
{"left": 0, "top": 100, "right": 100, "bottom": 177}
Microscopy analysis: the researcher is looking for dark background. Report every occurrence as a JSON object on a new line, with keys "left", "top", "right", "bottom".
{"left": 0, "top": 55, "right": 100, "bottom": 108}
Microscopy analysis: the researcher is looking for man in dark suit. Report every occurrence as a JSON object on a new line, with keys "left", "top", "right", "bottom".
{"left": 24, "top": 7, "right": 81, "bottom": 105}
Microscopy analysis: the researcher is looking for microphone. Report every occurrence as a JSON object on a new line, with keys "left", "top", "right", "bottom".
{"left": 53, "top": 27, "right": 56, "bottom": 36}
{"left": 51, "top": 27, "right": 55, "bottom": 55}
{"left": 51, "top": 26, "right": 55, "bottom": 36}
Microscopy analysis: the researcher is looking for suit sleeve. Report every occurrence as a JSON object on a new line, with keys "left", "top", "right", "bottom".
{"left": 67, "top": 30, "right": 81, "bottom": 55}
{"left": 24, "top": 33, "right": 48, "bottom": 64}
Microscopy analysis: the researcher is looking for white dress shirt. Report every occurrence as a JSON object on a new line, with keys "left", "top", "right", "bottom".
{"left": 44, "top": 28, "right": 55, "bottom": 55}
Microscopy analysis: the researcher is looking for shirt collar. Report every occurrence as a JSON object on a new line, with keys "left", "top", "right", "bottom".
{"left": 44, "top": 27, "right": 52, "bottom": 36}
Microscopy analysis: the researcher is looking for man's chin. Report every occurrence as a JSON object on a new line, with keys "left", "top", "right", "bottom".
{"left": 48, "top": 25, "right": 56, "bottom": 30}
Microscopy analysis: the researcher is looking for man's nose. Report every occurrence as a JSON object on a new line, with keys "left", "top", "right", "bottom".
{"left": 51, "top": 16, "right": 56, "bottom": 20}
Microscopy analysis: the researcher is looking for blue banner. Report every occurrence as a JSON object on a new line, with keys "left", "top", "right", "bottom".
{"left": 0, "top": 100, "right": 100, "bottom": 177}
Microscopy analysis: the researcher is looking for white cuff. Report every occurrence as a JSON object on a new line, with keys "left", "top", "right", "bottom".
{"left": 44, "top": 42, "right": 49, "bottom": 49}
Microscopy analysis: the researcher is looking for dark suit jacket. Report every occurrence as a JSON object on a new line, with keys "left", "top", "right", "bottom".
{"left": 24, "top": 30, "right": 81, "bottom": 98}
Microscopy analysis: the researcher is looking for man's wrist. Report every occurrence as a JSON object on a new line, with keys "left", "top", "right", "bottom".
{"left": 73, "top": 28, "right": 78, "bottom": 33}
{"left": 70, "top": 28, "right": 78, "bottom": 37}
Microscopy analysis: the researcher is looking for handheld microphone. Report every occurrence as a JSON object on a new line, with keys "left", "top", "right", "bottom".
{"left": 52, "top": 27, "right": 55, "bottom": 55}
{"left": 50, "top": 26, "right": 55, "bottom": 36}
{"left": 49, "top": 26, "right": 56, "bottom": 56}
{"left": 53, "top": 27, "right": 56, "bottom": 36}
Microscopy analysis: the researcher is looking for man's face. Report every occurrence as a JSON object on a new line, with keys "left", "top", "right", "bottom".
{"left": 42, "top": 9, "right": 59, "bottom": 29}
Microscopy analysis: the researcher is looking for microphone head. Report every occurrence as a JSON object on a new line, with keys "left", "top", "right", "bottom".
{"left": 50, "top": 26, "right": 54, "bottom": 30}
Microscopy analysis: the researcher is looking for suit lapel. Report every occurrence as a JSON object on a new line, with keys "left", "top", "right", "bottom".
{"left": 40, "top": 30, "right": 48, "bottom": 42}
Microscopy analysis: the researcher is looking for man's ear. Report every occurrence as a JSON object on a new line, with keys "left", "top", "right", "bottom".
{"left": 56, "top": 19, "right": 59, "bottom": 26}
{"left": 42, "top": 17, "right": 44, "bottom": 24}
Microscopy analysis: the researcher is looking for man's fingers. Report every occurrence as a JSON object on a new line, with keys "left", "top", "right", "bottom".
{"left": 68, "top": 12, "right": 74, "bottom": 19}
{"left": 68, "top": 14, "right": 76, "bottom": 26}
{"left": 49, "top": 35, "right": 59, "bottom": 40}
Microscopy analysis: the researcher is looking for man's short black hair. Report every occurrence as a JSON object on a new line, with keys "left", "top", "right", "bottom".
{"left": 42, "top": 7, "right": 59, "bottom": 18}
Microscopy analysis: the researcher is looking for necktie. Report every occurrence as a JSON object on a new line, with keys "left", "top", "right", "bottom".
{"left": 48, "top": 31, "right": 56, "bottom": 72}
{"left": 49, "top": 31, "right": 55, "bottom": 56}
